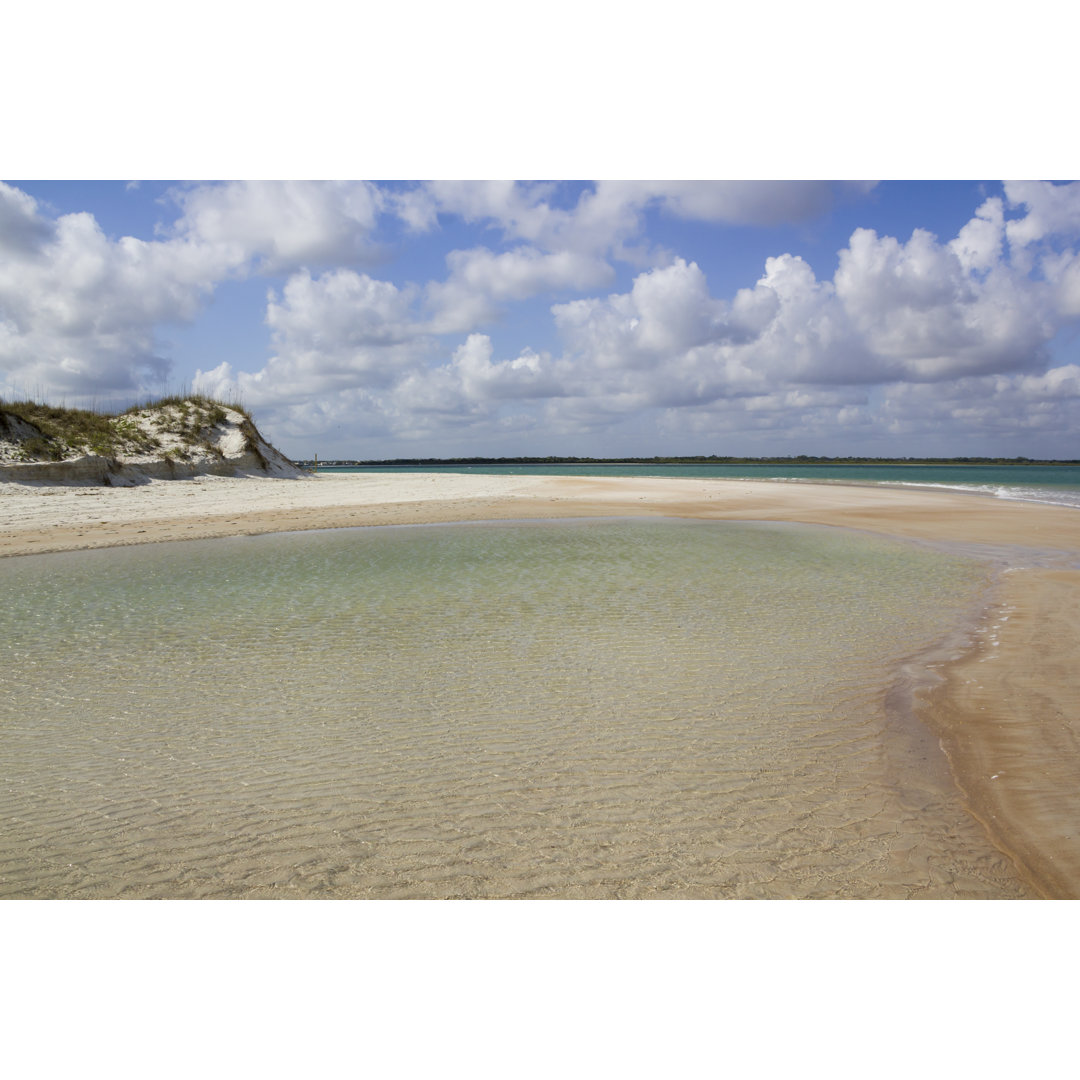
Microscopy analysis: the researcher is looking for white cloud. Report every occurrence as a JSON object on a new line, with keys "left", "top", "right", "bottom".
{"left": 878, "top": 365, "right": 1080, "bottom": 445}
{"left": 1, "top": 180, "right": 393, "bottom": 402}
{"left": 169, "top": 180, "right": 384, "bottom": 272}
{"left": 0, "top": 180, "right": 881, "bottom": 419}
{"left": 443, "top": 246, "right": 613, "bottom": 302}
{"left": 424, "top": 246, "right": 614, "bottom": 334}
{"left": 451, "top": 334, "right": 565, "bottom": 401}
{"left": 515, "top": 202, "right": 1080, "bottom": 453}
{"left": 655, "top": 386, "right": 874, "bottom": 448}
{"left": 408, "top": 181, "right": 878, "bottom": 260}
{"left": 553, "top": 258, "right": 781, "bottom": 379}
{"left": 0, "top": 183, "right": 224, "bottom": 399}
{"left": 386, "top": 185, "right": 440, "bottom": 233}
{"left": 195, "top": 268, "right": 432, "bottom": 407}
{"left": 1003, "top": 180, "right": 1080, "bottom": 248}
{"left": 246, "top": 389, "right": 399, "bottom": 455}
{"left": 421, "top": 181, "right": 555, "bottom": 236}
{"left": 949, "top": 197, "right": 1004, "bottom": 273}
{"left": 834, "top": 226, "right": 1053, "bottom": 380}
{"left": 267, "top": 269, "right": 419, "bottom": 351}
{"left": 998, "top": 182, "right": 1080, "bottom": 320}
{"left": 408, "top": 180, "right": 653, "bottom": 269}
{"left": 740, "top": 254, "right": 863, "bottom": 383}
{"left": 627, "top": 257, "right": 725, "bottom": 354}
{"left": 553, "top": 253, "right": 863, "bottom": 399}
{"left": 8, "top": 179, "right": 1080, "bottom": 458}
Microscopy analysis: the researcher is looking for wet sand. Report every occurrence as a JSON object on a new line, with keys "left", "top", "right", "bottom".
{"left": 3, "top": 471, "right": 1079, "bottom": 897}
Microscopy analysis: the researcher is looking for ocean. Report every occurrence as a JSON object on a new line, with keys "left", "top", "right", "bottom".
{"left": 323, "top": 462, "right": 1080, "bottom": 509}
{"left": 0, "top": 517, "right": 1032, "bottom": 898}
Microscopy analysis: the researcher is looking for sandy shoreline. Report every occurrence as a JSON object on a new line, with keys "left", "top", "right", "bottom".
{"left": 3, "top": 471, "right": 1079, "bottom": 897}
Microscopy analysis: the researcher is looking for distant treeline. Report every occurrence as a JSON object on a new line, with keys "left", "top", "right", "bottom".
{"left": 297, "top": 455, "right": 1080, "bottom": 467}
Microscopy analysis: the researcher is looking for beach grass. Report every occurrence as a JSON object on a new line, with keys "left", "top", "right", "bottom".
{"left": 0, "top": 393, "right": 253, "bottom": 463}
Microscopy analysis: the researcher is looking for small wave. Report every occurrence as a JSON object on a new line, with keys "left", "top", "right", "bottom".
{"left": 875, "top": 481, "right": 1080, "bottom": 509}
{"left": 747, "top": 476, "right": 1080, "bottom": 509}
{"left": 989, "top": 486, "right": 1080, "bottom": 509}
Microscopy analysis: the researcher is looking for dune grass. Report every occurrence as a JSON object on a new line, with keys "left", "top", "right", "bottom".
{"left": 0, "top": 394, "right": 253, "bottom": 463}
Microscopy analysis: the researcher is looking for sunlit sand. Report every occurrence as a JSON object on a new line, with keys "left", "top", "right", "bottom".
{"left": 2, "top": 472, "right": 1079, "bottom": 897}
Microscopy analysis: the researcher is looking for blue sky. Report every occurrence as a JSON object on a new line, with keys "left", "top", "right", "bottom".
{"left": 4, "top": 179, "right": 1080, "bottom": 460}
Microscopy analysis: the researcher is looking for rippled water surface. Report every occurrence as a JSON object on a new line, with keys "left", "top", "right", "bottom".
{"left": 0, "top": 519, "right": 1031, "bottom": 898}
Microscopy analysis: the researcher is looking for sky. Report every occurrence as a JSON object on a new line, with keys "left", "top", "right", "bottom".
{"left": 4, "top": 178, "right": 1080, "bottom": 460}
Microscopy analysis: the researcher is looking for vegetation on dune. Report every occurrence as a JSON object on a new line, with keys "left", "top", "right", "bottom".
{"left": 236, "top": 414, "right": 268, "bottom": 468}
{"left": 0, "top": 394, "right": 253, "bottom": 464}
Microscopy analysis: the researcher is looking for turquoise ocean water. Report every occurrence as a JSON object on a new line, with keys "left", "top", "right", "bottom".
{"left": 0, "top": 518, "right": 1032, "bottom": 898}
{"left": 323, "top": 462, "right": 1080, "bottom": 508}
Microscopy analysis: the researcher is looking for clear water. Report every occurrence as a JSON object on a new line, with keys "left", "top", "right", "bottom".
{"left": 0, "top": 519, "right": 1030, "bottom": 898}
{"left": 324, "top": 462, "right": 1080, "bottom": 509}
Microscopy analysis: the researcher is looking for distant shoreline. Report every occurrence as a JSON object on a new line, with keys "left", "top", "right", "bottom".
{"left": 301, "top": 456, "right": 1080, "bottom": 468}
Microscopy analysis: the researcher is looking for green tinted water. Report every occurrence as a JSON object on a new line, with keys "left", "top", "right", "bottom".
{"left": 0, "top": 519, "right": 1030, "bottom": 898}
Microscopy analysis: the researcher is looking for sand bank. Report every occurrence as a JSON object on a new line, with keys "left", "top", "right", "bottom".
{"left": 3, "top": 471, "right": 1079, "bottom": 897}
{"left": 4, "top": 470, "right": 1080, "bottom": 555}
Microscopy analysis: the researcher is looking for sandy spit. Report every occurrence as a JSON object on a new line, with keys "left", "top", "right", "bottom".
{"left": 3, "top": 470, "right": 1080, "bottom": 897}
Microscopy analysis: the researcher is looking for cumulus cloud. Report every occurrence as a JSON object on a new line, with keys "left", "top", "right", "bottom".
{"left": 1, "top": 179, "right": 393, "bottom": 402}
{"left": 267, "top": 269, "right": 420, "bottom": 352}
{"left": 405, "top": 181, "right": 878, "bottom": 259}
{"left": 834, "top": 226, "right": 1054, "bottom": 380}
{"left": 407, "top": 181, "right": 648, "bottom": 264}
{"left": 169, "top": 180, "right": 384, "bottom": 273}
{"left": 246, "top": 181, "right": 1073, "bottom": 454}
{"left": 0, "top": 180, "right": 395, "bottom": 403}
{"left": 1, "top": 179, "right": 879, "bottom": 412}
{"left": 950, "top": 197, "right": 1004, "bottom": 273}
{"left": 8, "top": 179, "right": 1080, "bottom": 457}
{"left": 451, "top": 334, "right": 565, "bottom": 401}
{"left": 550, "top": 252, "right": 867, "bottom": 407}
{"left": 424, "top": 246, "right": 614, "bottom": 334}
{"left": 0, "top": 182, "right": 225, "bottom": 399}
{"left": 195, "top": 268, "right": 432, "bottom": 407}
{"left": 554, "top": 258, "right": 780, "bottom": 377}
{"left": 1000, "top": 181, "right": 1080, "bottom": 319}
{"left": 1003, "top": 180, "right": 1080, "bottom": 248}
{"left": 878, "top": 364, "right": 1080, "bottom": 445}
{"left": 733, "top": 253, "right": 862, "bottom": 385}
{"left": 517, "top": 198, "right": 1080, "bottom": 451}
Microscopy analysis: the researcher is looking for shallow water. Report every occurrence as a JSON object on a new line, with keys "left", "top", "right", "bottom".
{"left": 0, "top": 518, "right": 1031, "bottom": 898}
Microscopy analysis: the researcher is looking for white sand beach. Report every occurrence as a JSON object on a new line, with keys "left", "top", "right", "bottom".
{"left": 3, "top": 470, "right": 1080, "bottom": 897}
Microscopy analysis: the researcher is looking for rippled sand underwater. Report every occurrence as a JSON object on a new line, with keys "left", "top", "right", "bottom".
{"left": 0, "top": 518, "right": 1031, "bottom": 898}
